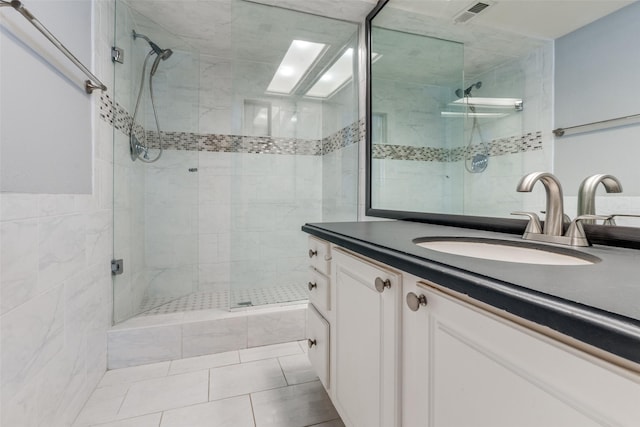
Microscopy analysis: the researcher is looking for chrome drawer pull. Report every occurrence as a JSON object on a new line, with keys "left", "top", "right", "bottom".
{"left": 309, "top": 249, "right": 318, "bottom": 258}
{"left": 308, "top": 281, "right": 317, "bottom": 291}
{"left": 406, "top": 292, "right": 428, "bottom": 311}
{"left": 375, "top": 277, "right": 391, "bottom": 293}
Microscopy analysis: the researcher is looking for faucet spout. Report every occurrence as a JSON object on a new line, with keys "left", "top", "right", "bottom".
{"left": 517, "top": 172, "right": 565, "bottom": 236}
{"left": 577, "top": 174, "right": 622, "bottom": 224}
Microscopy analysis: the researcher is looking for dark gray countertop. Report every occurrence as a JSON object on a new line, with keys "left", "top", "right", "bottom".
{"left": 302, "top": 220, "right": 640, "bottom": 364}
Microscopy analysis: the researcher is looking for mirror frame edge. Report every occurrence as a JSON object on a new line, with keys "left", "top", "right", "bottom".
{"left": 363, "top": 0, "right": 640, "bottom": 250}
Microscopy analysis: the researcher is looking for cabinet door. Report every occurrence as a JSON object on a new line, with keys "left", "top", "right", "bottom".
{"left": 307, "top": 304, "right": 330, "bottom": 389}
{"left": 331, "top": 249, "right": 401, "bottom": 427}
{"left": 403, "top": 276, "right": 640, "bottom": 427}
{"left": 308, "top": 267, "right": 331, "bottom": 316}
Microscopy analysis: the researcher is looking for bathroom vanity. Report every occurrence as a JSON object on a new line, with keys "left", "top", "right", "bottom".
{"left": 303, "top": 221, "right": 640, "bottom": 427}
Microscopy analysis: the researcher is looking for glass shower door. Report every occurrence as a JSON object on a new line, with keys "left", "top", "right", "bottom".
{"left": 112, "top": 0, "right": 200, "bottom": 323}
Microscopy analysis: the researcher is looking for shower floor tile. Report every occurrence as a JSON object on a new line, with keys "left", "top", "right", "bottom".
{"left": 138, "top": 283, "right": 308, "bottom": 316}
{"left": 73, "top": 341, "right": 344, "bottom": 427}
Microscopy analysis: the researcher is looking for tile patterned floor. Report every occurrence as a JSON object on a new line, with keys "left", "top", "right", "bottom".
{"left": 139, "top": 284, "right": 309, "bottom": 316}
{"left": 73, "top": 341, "right": 343, "bottom": 427}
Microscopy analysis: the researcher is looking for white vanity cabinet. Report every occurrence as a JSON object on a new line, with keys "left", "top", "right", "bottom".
{"left": 305, "top": 236, "right": 640, "bottom": 427}
{"left": 306, "top": 236, "right": 332, "bottom": 390}
{"left": 331, "top": 248, "right": 402, "bottom": 427}
{"left": 402, "top": 275, "right": 640, "bottom": 427}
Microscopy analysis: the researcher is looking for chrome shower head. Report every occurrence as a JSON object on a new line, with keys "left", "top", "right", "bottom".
{"left": 133, "top": 30, "right": 173, "bottom": 75}
{"left": 150, "top": 48, "right": 173, "bottom": 76}
{"left": 455, "top": 81, "right": 482, "bottom": 98}
{"left": 133, "top": 30, "right": 172, "bottom": 59}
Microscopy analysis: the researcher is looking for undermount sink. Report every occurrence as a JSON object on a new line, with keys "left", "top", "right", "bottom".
{"left": 414, "top": 237, "right": 600, "bottom": 266}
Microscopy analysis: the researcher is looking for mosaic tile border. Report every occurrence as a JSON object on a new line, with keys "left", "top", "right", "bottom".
{"left": 100, "top": 94, "right": 540, "bottom": 160}
{"left": 372, "top": 145, "right": 449, "bottom": 162}
{"left": 100, "top": 93, "right": 352, "bottom": 156}
{"left": 143, "top": 131, "right": 323, "bottom": 156}
{"left": 322, "top": 119, "right": 365, "bottom": 155}
{"left": 373, "top": 131, "right": 543, "bottom": 162}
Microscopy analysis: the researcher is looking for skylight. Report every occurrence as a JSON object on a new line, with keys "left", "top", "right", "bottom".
{"left": 267, "top": 40, "right": 327, "bottom": 95}
{"left": 306, "top": 48, "right": 354, "bottom": 98}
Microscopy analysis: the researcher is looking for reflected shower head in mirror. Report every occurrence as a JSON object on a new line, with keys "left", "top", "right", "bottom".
{"left": 455, "top": 81, "right": 482, "bottom": 98}
{"left": 456, "top": 81, "right": 489, "bottom": 173}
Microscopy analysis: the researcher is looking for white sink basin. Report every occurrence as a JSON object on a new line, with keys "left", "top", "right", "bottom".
{"left": 414, "top": 238, "right": 599, "bottom": 266}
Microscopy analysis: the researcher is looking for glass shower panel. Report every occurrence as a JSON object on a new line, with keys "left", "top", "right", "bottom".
{"left": 228, "top": 1, "right": 359, "bottom": 309}
{"left": 370, "top": 26, "right": 465, "bottom": 215}
{"left": 112, "top": 0, "right": 200, "bottom": 323}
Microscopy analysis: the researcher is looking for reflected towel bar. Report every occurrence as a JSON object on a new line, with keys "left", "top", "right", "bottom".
{"left": 553, "top": 113, "right": 640, "bottom": 137}
{"left": 0, "top": 0, "right": 107, "bottom": 94}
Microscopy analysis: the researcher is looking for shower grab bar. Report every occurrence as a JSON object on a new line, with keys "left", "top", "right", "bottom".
{"left": 0, "top": 0, "right": 107, "bottom": 94}
{"left": 553, "top": 112, "right": 640, "bottom": 137}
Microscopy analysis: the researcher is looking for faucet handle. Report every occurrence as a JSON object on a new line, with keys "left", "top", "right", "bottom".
{"left": 565, "top": 215, "right": 610, "bottom": 246}
{"left": 602, "top": 214, "right": 640, "bottom": 226}
{"left": 603, "top": 215, "right": 617, "bottom": 226}
{"left": 511, "top": 211, "right": 542, "bottom": 235}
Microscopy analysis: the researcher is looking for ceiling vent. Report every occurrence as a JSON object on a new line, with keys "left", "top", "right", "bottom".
{"left": 453, "top": 1, "right": 493, "bottom": 24}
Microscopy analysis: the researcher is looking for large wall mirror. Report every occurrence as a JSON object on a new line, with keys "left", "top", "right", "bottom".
{"left": 366, "top": 0, "right": 640, "bottom": 246}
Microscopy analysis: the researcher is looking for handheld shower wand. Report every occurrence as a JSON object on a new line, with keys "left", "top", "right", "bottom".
{"left": 129, "top": 30, "right": 174, "bottom": 163}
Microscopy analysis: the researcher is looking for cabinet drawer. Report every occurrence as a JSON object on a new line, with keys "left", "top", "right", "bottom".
{"left": 307, "top": 304, "right": 330, "bottom": 390}
{"left": 308, "top": 268, "right": 330, "bottom": 315}
{"left": 308, "top": 236, "right": 330, "bottom": 275}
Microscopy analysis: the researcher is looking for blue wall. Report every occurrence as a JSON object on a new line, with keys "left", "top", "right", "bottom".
{"left": 554, "top": 1, "right": 640, "bottom": 198}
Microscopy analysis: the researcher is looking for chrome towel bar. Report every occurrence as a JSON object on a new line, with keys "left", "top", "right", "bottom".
{"left": 0, "top": 0, "right": 107, "bottom": 94}
{"left": 553, "top": 112, "right": 640, "bottom": 137}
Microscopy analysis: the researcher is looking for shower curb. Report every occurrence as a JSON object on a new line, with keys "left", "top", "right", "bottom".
{"left": 106, "top": 304, "right": 308, "bottom": 369}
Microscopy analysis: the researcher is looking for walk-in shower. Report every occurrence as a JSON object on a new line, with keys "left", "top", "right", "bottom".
{"left": 112, "top": 0, "right": 359, "bottom": 327}
{"left": 129, "top": 30, "right": 173, "bottom": 162}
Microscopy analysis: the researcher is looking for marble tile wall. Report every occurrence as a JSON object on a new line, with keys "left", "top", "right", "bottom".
{"left": 0, "top": 1, "right": 115, "bottom": 425}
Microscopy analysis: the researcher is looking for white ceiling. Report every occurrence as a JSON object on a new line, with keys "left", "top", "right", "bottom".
{"left": 389, "top": 0, "right": 635, "bottom": 40}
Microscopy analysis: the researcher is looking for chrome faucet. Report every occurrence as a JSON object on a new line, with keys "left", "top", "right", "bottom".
{"left": 513, "top": 172, "right": 603, "bottom": 246}
{"left": 577, "top": 174, "right": 622, "bottom": 224}
{"left": 516, "top": 172, "right": 565, "bottom": 236}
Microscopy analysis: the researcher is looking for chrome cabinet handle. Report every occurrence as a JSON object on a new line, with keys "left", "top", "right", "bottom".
{"left": 406, "top": 292, "right": 428, "bottom": 311}
{"left": 375, "top": 277, "right": 391, "bottom": 293}
{"left": 308, "top": 281, "right": 317, "bottom": 291}
{"left": 308, "top": 249, "right": 318, "bottom": 258}
{"left": 308, "top": 338, "right": 317, "bottom": 348}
